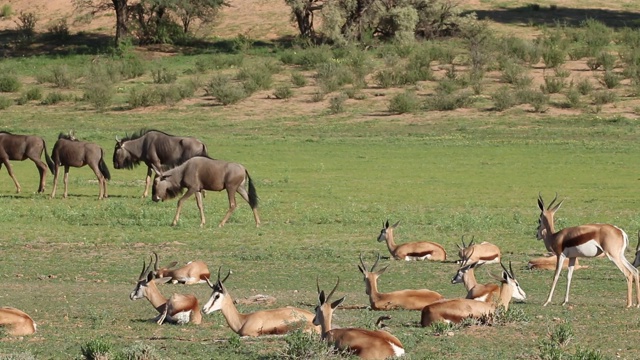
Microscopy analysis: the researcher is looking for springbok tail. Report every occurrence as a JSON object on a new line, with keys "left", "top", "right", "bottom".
{"left": 247, "top": 170, "right": 259, "bottom": 209}
{"left": 99, "top": 151, "right": 111, "bottom": 180}
{"left": 43, "top": 140, "right": 55, "bottom": 174}
{"left": 618, "top": 228, "right": 638, "bottom": 275}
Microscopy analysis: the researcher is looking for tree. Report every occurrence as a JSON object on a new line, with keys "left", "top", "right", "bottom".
{"left": 285, "top": 0, "right": 324, "bottom": 39}
{"left": 74, "top": 0, "right": 129, "bottom": 46}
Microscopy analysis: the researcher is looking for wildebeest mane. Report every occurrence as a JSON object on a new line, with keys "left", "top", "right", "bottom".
{"left": 0, "top": 131, "right": 13, "bottom": 135}
{"left": 120, "top": 128, "right": 173, "bottom": 143}
{"left": 161, "top": 155, "right": 215, "bottom": 171}
{"left": 57, "top": 133, "right": 78, "bottom": 141}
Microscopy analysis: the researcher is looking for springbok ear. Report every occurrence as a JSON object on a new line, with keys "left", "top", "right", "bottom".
{"left": 357, "top": 265, "right": 365, "bottom": 275}
{"left": 318, "top": 290, "right": 326, "bottom": 305}
{"left": 391, "top": 221, "right": 400, "bottom": 228}
{"left": 384, "top": 220, "right": 389, "bottom": 229}
{"left": 154, "top": 277, "right": 172, "bottom": 285}
{"left": 376, "top": 265, "right": 389, "bottom": 275}
{"left": 551, "top": 199, "right": 564, "bottom": 213}
{"left": 331, "top": 296, "right": 346, "bottom": 309}
{"left": 167, "top": 261, "right": 178, "bottom": 269}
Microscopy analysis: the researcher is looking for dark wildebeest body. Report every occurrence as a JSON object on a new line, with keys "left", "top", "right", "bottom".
{"left": 113, "top": 129, "right": 208, "bottom": 198}
{"left": 151, "top": 156, "right": 260, "bottom": 227}
{"left": 51, "top": 133, "right": 111, "bottom": 199}
{"left": 0, "top": 131, "right": 55, "bottom": 193}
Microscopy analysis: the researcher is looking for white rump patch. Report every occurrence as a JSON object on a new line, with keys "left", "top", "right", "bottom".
{"left": 473, "top": 294, "right": 489, "bottom": 302}
{"left": 389, "top": 342, "right": 405, "bottom": 357}
{"left": 563, "top": 240, "right": 603, "bottom": 258}
{"left": 173, "top": 311, "right": 191, "bottom": 324}
{"left": 404, "top": 254, "right": 431, "bottom": 261}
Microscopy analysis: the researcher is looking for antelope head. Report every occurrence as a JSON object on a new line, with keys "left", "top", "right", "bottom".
{"left": 457, "top": 235, "right": 476, "bottom": 259}
{"left": 358, "top": 253, "right": 389, "bottom": 296}
{"left": 377, "top": 220, "right": 400, "bottom": 243}
{"left": 202, "top": 267, "right": 232, "bottom": 314}
{"left": 313, "top": 277, "right": 345, "bottom": 327}
{"left": 130, "top": 255, "right": 171, "bottom": 300}
{"left": 152, "top": 252, "right": 178, "bottom": 279}
{"left": 451, "top": 248, "right": 481, "bottom": 284}
{"left": 537, "top": 193, "right": 563, "bottom": 240}
{"left": 492, "top": 261, "right": 527, "bottom": 301}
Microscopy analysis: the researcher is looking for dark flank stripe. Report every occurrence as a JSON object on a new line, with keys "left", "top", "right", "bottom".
{"left": 479, "top": 254, "right": 499, "bottom": 261}
{"left": 563, "top": 231, "right": 598, "bottom": 249}
{"left": 406, "top": 251, "right": 433, "bottom": 258}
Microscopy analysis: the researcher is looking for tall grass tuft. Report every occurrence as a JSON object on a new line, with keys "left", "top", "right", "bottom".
{"left": 600, "top": 71, "right": 621, "bottom": 89}
{"left": 388, "top": 90, "right": 420, "bottom": 114}
{"left": 328, "top": 93, "right": 348, "bottom": 114}
{"left": 492, "top": 86, "right": 516, "bottom": 111}
{"left": 0, "top": 74, "right": 21, "bottom": 92}
{"left": 0, "top": 4, "right": 12, "bottom": 18}
{"left": 0, "top": 95, "right": 11, "bottom": 110}
{"left": 80, "top": 338, "right": 112, "bottom": 360}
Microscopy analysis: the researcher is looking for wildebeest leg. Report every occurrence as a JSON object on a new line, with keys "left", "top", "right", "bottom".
{"left": 30, "top": 156, "right": 48, "bottom": 193}
{"left": 50, "top": 163, "right": 60, "bottom": 198}
{"left": 194, "top": 190, "right": 206, "bottom": 228}
{"left": 63, "top": 166, "right": 70, "bottom": 198}
{"left": 236, "top": 186, "right": 260, "bottom": 227}
{"left": 219, "top": 189, "right": 238, "bottom": 227}
{"left": 88, "top": 162, "right": 105, "bottom": 200}
{"left": 143, "top": 167, "right": 153, "bottom": 198}
{"left": 2, "top": 159, "right": 21, "bottom": 193}
{"left": 172, "top": 189, "right": 196, "bottom": 226}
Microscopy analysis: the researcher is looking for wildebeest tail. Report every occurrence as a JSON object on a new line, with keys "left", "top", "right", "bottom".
{"left": 247, "top": 170, "right": 259, "bottom": 209}
{"left": 99, "top": 150, "right": 111, "bottom": 180}
{"left": 43, "top": 140, "right": 55, "bottom": 174}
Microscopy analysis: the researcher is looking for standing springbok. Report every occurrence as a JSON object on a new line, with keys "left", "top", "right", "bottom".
{"left": 129, "top": 256, "right": 202, "bottom": 325}
{"left": 314, "top": 278, "right": 405, "bottom": 359}
{"left": 536, "top": 193, "right": 639, "bottom": 307}
{"left": 0, "top": 307, "right": 36, "bottom": 336}
{"left": 421, "top": 262, "right": 526, "bottom": 327}
{"left": 450, "top": 251, "right": 500, "bottom": 303}
{"left": 377, "top": 220, "right": 446, "bottom": 261}
{"left": 202, "top": 267, "right": 318, "bottom": 336}
{"left": 456, "top": 235, "right": 501, "bottom": 265}
{"left": 152, "top": 252, "right": 210, "bottom": 285}
{"left": 358, "top": 253, "right": 443, "bottom": 310}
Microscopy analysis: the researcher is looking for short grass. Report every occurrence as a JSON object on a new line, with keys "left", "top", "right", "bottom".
{"left": 0, "top": 106, "right": 639, "bottom": 359}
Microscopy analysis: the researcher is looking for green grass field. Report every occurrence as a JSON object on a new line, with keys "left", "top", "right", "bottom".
{"left": 1, "top": 2, "right": 640, "bottom": 358}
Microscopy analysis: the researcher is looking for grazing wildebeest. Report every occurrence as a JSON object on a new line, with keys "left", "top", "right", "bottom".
{"left": 50, "top": 132, "right": 111, "bottom": 199}
{"left": 151, "top": 156, "right": 260, "bottom": 227}
{"left": 0, "top": 131, "right": 55, "bottom": 193}
{"left": 113, "top": 129, "right": 208, "bottom": 198}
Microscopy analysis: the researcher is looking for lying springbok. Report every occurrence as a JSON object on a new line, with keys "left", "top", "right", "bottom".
{"left": 113, "top": 129, "right": 208, "bottom": 198}
{"left": 358, "top": 253, "right": 443, "bottom": 310}
{"left": 527, "top": 253, "right": 588, "bottom": 271}
{"left": 0, "top": 307, "right": 36, "bottom": 336}
{"left": 314, "top": 278, "right": 405, "bottom": 359}
{"left": 421, "top": 262, "right": 526, "bottom": 327}
{"left": 456, "top": 235, "right": 501, "bottom": 265}
{"left": 151, "top": 156, "right": 260, "bottom": 227}
{"left": 0, "top": 131, "right": 55, "bottom": 193}
{"left": 377, "top": 220, "right": 446, "bottom": 261}
{"left": 129, "top": 256, "right": 201, "bottom": 325}
{"left": 152, "top": 252, "right": 210, "bottom": 284}
{"left": 202, "top": 267, "right": 318, "bottom": 336}
{"left": 537, "top": 193, "right": 639, "bottom": 307}
{"left": 450, "top": 252, "right": 500, "bottom": 303}
{"left": 50, "top": 132, "right": 111, "bottom": 199}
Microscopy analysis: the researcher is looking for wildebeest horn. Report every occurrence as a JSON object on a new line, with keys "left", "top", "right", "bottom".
{"left": 115, "top": 135, "right": 121, "bottom": 142}
{"left": 150, "top": 164, "right": 162, "bottom": 176}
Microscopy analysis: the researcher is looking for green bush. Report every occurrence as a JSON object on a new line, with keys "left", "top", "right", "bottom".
{"left": 388, "top": 90, "right": 420, "bottom": 114}
{"left": 541, "top": 46, "right": 566, "bottom": 69}
{"left": 51, "top": 65, "right": 75, "bottom": 88}
{"left": 0, "top": 74, "right": 21, "bottom": 92}
{"left": 492, "top": 86, "right": 516, "bottom": 111}
{"left": 600, "top": 71, "right": 620, "bottom": 89}
{"left": 41, "top": 91, "right": 70, "bottom": 105}
{"left": 206, "top": 75, "right": 248, "bottom": 105}
{"left": 541, "top": 76, "right": 565, "bottom": 94}
{"left": 128, "top": 86, "right": 160, "bottom": 108}
{"left": 81, "top": 338, "right": 112, "bottom": 360}
{"left": 116, "top": 342, "right": 162, "bottom": 360}
{"left": 328, "top": 93, "right": 347, "bottom": 114}
{"left": 500, "top": 63, "right": 532, "bottom": 88}
{"left": 83, "top": 81, "right": 114, "bottom": 112}
{"left": 273, "top": 85, "right": 293, "bottom": 99}
{"left": 237, "top": 64, "right": 275, "bottom": 93}
{"left": 151, "top": 67, "right": 177, "bottom": 84}
{"left": 46, "top": 18, "right": 70, "bottom": 40}
{"left": 564, "top": 88, "right": 582, "bottom": 109}
{"left": 291, "top": 72, "right": 307, "bottom": 87}
{"left": 374, "top": 68, "right": 404, "bottom": 88}
{"left": 592, "top": 90, "right": 617, "bottom": 105}
{"left": 576, "top": 78, "right": 594, "bottom": 95}
{"left": 1, "top": 4, "right": 12, "bottom": 18}
{"left": 424, "top": 91, "right": 473, "bottom": 111}
{"left": 0, "top": 95, "right": 12, "bottom": 110}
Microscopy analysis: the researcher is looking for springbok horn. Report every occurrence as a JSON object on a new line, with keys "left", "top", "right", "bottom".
{"left": 138, "top": 259, "right": 147, "bottom": 280}
{"left": 205, "top": 276, "right": 215, "bottom": 289}
{"left": 461, "top": 235, "right": 467, "bottom": 248}
{"left": 548, "top": 192, "right": 559, "bottom": 210}
{"left": 316, "top": 276, "right": 321, "bottom": 295}
{"left": 509, "top": 261, "right": 515, "bottom": 279}
{"left": 371, "top": 252, "right": 381, "bottom": 272}
{"left": 359, "top": 252, "right": 367, "bottom": 272}
{"left": 500, "top": 261, "right": 510, "bottom": 278}
{"left": 152, "top": 251, "right": 159, "bottom": 272}
{"left": 326, "top": 277, "right": 340, "bottom": 302}
{"left": 469, "top": 236, "right": 476, "bottom": 247}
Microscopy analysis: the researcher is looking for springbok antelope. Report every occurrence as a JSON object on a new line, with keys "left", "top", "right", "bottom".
{"left": 536, "top": 193, "right": 640, "bottom": 307}
{"left": 152, "top": 252, "right": 210, "bottom": 284}
{"left": 202, "top": 268, "right": 318, "bottom": 336}
{"left": 358, "top": 253, "right": 443, "bottom": 310}
{"left": 450, "top": 252, "right": 500, "bottom": 303}
{"left": 527, "top": 253, "right": 588, "bottom": 271}
{"left": 129, "top": 256, "right": 202, "bottom": 325}
{"left": 314, "top": 278, "right": 405, "bottom": 359}
{"left": 377, "top": 220, "right": 446, "bottom": 261}
{"left": 0, "top": 307, "right": 36, "bottom": 336}
{"left": 421, "top": 262, "right": 526, "bottom": 327}
{"left": 456, "top": 235, "right": 501, "bottom": 265}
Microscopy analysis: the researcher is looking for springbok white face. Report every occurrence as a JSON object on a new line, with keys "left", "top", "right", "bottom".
{"left": 130, "top": 258, "right": 154, "bottom": 300}
{"left": 202, "top": 268, "right": 231, "bottom": 314}
{"left": 501, "top": 262, "right": 526, "bottom": 301}
{"left": 537, "top": 194, "right": 563, "bottom": 240}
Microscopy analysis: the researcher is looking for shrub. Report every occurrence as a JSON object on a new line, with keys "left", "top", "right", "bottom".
{"left": 541, "top": 76, "right": 565, "bottom": 94}
{"left": 279, "top": 45, "right": 333, "bottom": 70}
{"left": 51, "top": 65, "right": 75, "bottom": 88}
{"left": 16, "top": 11, "right": 36, "bottom": 40}
{"left": 541, "top": 46, "right": 566, "bottom": 69}
{"left": 291, "top": 72, "right": 307, "bottom": 87}
{"left": 278, "top": 329, "right": 339, "bottom": 359}
{"left": 592, "top": 90, "right": 617, "bottom": 105}
{"left": 151, "top": 67, "right": 177, "bottom": 84}
{"left": 237, "top": 64, "right": 275, "bottom": 92}
{"left": 576, "top": 78, "right": 593, "bottom": 95}
{"left": 526, "top": 90, "right": 550, "bottom": 113}
{"left": 315, "top": 61, "right": 353, "bottom": 93}
{"left": 500, "top": 62, "right": 532, "bottom": 88}
{"left": 41, "top": 91, "right": 70, "bottom": 105}
{"left": 311, "top": 90, "right": 325, "bottom": 102}
{"left": 388, "top": 90, "right": 420, "bottom": 114}
{"left": 0, "top": 95, "right": 11, "bottom": 110}
{"left": 600, "top": 71, "right": 620, "bottom": 89}
{"left": 564, "top": 88, "right": 582, "bottom": 109}
{"left": 128, "top": 86, "right": 159, "bottom": 108}
{"left": 24, "top": 87, "right": 42, "bottom": 101}
{"left": 116, "top": 342, "right": 162, "bottom": 360}
{"left": 328, "top": 93, "right": 347, "bottom": 114}
{"left": 424, "top": 91, "right": 473, "bottom": 111}
{"left": 83, "top": 81, "right": 114, "bottom": 112}
{"left": 0, "top": 74, "right": 21, "bottom": 92}
{"left": 119, "top": 56, "right": 146, "bottom": 79}
{"left": 80, "top": 338, "right": 112, "bottom": 360}
{"left": 492, "top": 86, "right": 516, "bottom": 111}
{"left": 1, "top": 4, "right": 12, "bottom": 18}
{"left": 374, "top": 68, "right": 404, "bottom": 88}
{"left": 273, "top": 85, "right": 293, "bottom": 99}
{"left": 46, "top": 18, "right": 70, "bottom": 40}
{"left": 206, "top": 75, "right": 248, "bottom": 105}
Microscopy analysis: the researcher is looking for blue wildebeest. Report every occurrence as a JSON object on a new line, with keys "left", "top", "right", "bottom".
{"left": 151, "top": 156, "right": 260, "bottom": 227}
{"left": 50, "top": 132, "right": 111, "bottom": 199}
{"left": 113, "top": 129, "right": 208, "bottom": 198}
{"left": 0, "top": 131, "right": 55, "bottom": 193}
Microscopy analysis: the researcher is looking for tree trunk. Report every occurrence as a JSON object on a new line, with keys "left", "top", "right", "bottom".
{"left": 112, "top": 0, "right": 129, "bottom": 47}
